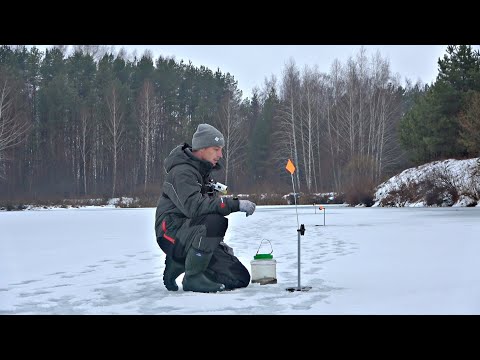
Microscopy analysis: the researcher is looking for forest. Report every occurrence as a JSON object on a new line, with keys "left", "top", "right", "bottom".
{"left": 1, "top": 45, "right": 479, "bottom": 206}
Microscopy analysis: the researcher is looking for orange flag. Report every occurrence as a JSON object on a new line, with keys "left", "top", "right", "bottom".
{"left": 285, "top": 159, "right": 296, "bottom": 174}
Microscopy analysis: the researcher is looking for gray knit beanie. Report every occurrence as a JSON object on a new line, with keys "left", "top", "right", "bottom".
{"left": 192, "top": 124, "right": 225, "bottom": 150}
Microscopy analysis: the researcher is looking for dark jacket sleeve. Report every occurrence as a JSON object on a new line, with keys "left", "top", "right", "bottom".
{"left": 163, "top": 164, "right": 239, "bottom": 218}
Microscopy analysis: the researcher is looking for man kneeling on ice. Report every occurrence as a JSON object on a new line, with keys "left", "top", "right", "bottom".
{"left": 155, "top": 123, "right": 256, "bottom": 293}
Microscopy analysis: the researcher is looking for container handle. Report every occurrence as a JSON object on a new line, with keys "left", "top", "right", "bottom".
{"left": 256, "top": 239, "right": 273, "bottom": 255}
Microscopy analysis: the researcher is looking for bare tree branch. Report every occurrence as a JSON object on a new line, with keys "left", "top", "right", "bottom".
{"left": 104, "top": 82, "right": 125, "bottom": 197}
{"left": 0, "top": 70, "right": 31, "bottom": 179}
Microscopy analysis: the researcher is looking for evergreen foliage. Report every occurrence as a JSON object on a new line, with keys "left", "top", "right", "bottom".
{"left": 1, "top": 45, "right": 480, "bottom": 205}
{"left": 400, "top": 45, "right": 480, "bottom": 163}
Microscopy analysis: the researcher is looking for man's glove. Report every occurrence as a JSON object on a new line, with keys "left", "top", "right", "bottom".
{"left": 239, "top": 200, "right": 256, "bottom": 217}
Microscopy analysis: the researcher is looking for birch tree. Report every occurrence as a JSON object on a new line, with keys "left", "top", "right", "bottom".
{"left": 78, "top": 105, "right": 90, "bottom": 195}
{"left": 137, "top": 79, "right": 158, "bottom": 193}
{"left": 368, "top": 52, "right": 403, "bottom": 182}
{"left": 278, "top": 59, "right": 302, "bottom": 191}
{"left": 314, "top": 74, "right": 331, "bottom": 192}
{"left": 0, "top": 69, "right": 30, "bottom": 179}
{"left": 300, "top": 65, "right": 320, "bottom": 192}
{"left": 326, "top": 59, "right": 344, "bottom": 192}
{"left": 217, "top": 87, "right": 245, "bottom": 186}
{"left": 105, "top": 80, "right": 125, "bottom": 198}
{"left": 337, "top": 50, "right": 403, "bottom": 190}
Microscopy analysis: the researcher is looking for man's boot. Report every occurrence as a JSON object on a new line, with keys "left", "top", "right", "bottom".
{"left": 182, "top": 248, "right": 225, "bottom": 293}
{"left": 163, "top": 256, "right": 185, "bottom": 291}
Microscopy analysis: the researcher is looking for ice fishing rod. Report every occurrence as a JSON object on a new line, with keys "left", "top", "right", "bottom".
{"left": 285, "top": 159, "right": 311, "bottom": 292}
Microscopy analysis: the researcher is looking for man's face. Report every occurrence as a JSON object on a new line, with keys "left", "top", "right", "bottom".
{"left": 197, "top": 146, "right": 223, "bottom": 166}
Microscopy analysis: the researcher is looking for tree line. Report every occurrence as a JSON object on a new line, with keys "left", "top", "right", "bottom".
{"left": 1, "top": 45, "right": 478, "bottom": 205}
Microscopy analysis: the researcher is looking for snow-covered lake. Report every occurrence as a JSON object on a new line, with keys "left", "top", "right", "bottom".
{"left": 1, "top": 205, "right": 479, "bottom": 314}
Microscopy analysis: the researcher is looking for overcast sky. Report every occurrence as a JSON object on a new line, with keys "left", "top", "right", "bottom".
{"left": 32, "top": 45, "right": 449, "bottom": 98}
{"left": 117, "top": 45, "right": 450, "bottom": 97}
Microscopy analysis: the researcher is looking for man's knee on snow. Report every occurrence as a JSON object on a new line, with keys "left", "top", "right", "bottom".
{"left": 207, "top": 246, "right": 251, "bottom": 290}
{"left": 191, "top": 232, "right": 223, "bottom": 254}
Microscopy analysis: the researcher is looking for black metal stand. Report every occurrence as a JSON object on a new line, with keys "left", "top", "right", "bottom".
{"left": 286, "top": 224, "right": 312, "bottom": 292}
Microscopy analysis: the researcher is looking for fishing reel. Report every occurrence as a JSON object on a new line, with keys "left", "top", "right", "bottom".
{"left": 207, "top": 180, "right": 228, "bottom": 195}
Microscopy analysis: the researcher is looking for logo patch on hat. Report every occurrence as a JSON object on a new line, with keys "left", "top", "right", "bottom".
{"left": 215, "top": 137, "right": 219, "bottom": 142}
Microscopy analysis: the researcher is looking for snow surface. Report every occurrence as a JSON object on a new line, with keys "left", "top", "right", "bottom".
{"left": 2, "top": 204, "right": 480, "bottom": 315}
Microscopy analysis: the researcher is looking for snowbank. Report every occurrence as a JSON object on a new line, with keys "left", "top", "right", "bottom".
{"left": 374, "top": 158, "right": 480, "bottom": 207}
